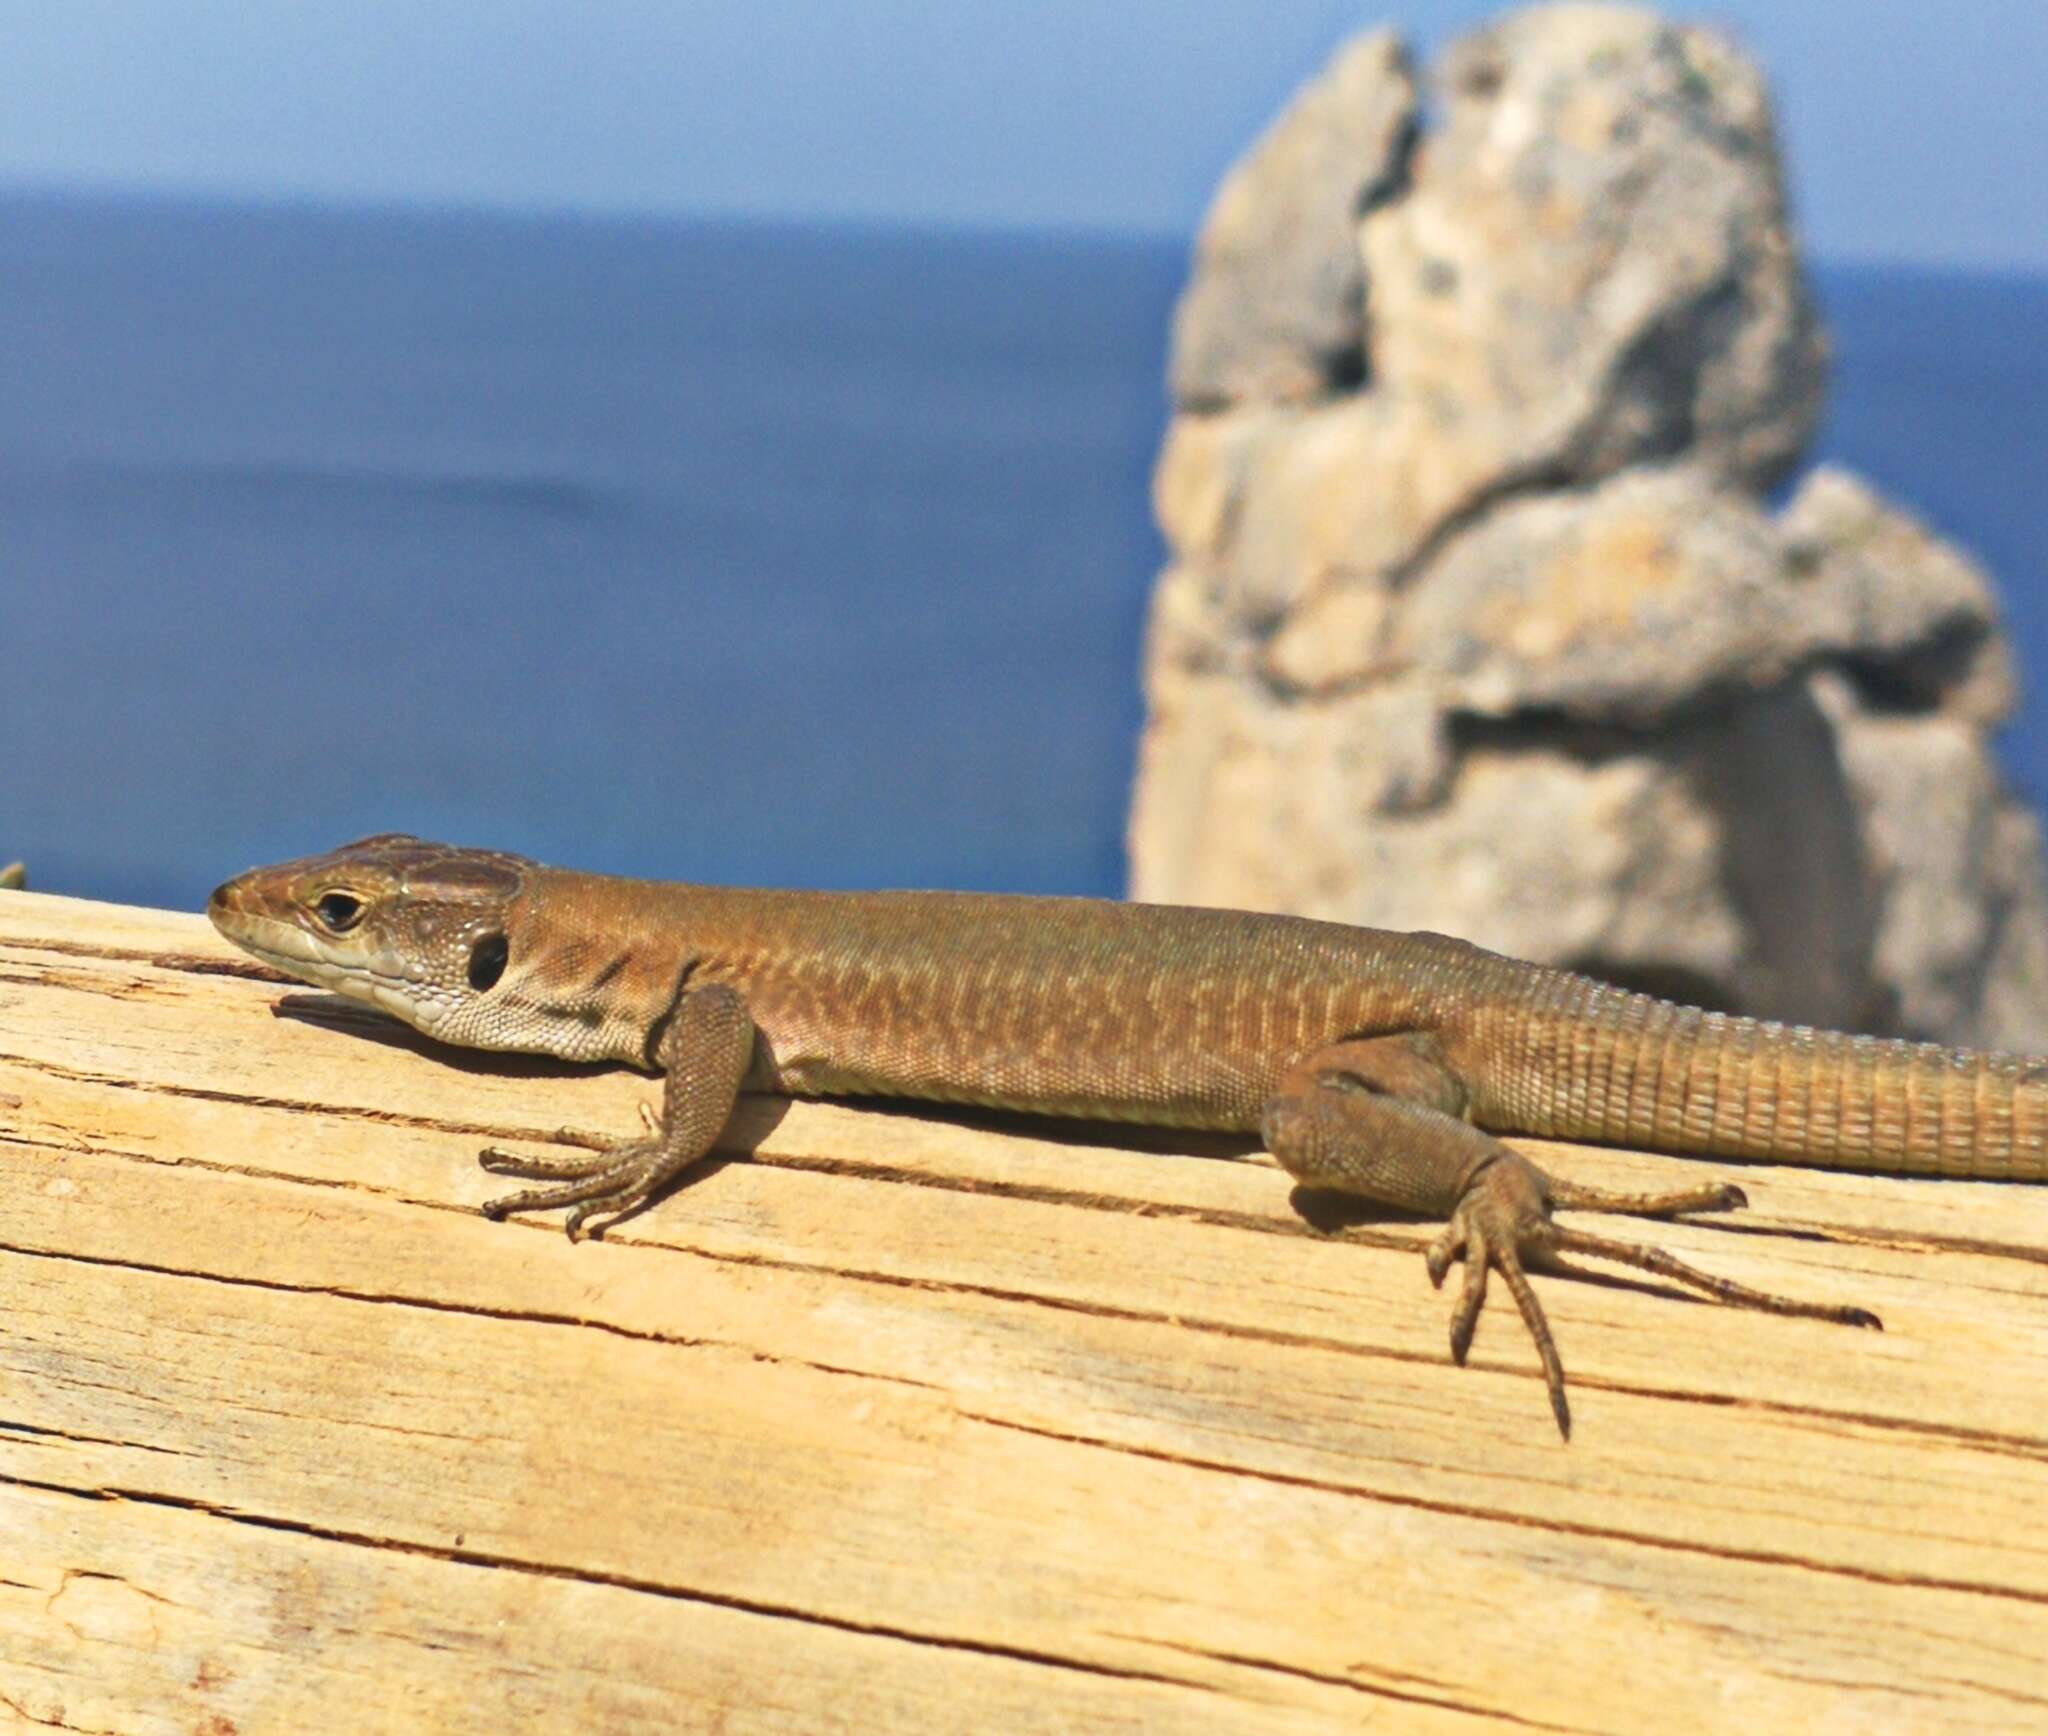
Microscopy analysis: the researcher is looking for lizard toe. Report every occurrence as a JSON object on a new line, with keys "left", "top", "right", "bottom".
{"left": 480, "top": 1138, "right": 666, "bottom": 1229}
{"left": 1425, "top": 1217, "right": 1465, "bottom": 1290}
{"left": 478, "top": 1143, "right": 614, "bottom": 1182}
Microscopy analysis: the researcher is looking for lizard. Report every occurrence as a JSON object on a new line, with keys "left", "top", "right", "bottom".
{"left": 207, "top": 833, "right": 2048, "bottom": 1436}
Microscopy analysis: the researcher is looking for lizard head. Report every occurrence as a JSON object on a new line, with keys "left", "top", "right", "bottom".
{"left": 208, "top": 834, "right": 532, "bottom": 1037}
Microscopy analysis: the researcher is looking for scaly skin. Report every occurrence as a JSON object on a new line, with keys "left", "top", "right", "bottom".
{"left": 209, "top": 834, "right": 2048, "bottom": 1436}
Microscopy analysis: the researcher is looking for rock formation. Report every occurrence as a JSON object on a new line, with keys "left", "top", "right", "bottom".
{"left": 1130, "top": 1, "right": 2048, "bottom": 1047}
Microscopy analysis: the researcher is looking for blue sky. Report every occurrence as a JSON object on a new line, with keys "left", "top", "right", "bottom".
{"left": 1, "top": 1, "right": 2043, "bottom": 270}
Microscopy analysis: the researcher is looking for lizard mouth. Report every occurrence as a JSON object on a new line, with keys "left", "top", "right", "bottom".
{"left": 207, "top": 894, "right": 445, "bottom": 1030}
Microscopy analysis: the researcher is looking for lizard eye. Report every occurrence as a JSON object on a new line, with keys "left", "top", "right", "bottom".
{"left": 315, "top": 891, "right": 364, "bottom": 933}
{"left": 468, "top": 933, "right": 508, "bottom": 992}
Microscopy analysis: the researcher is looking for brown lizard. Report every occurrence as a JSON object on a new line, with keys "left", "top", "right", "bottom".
{"left": 208, "top": 833, "right": 2048, "bottom": 1435}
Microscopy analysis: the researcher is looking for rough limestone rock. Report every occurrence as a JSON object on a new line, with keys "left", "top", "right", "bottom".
{"left": 1129, "top": 3, "right": 2048, "bottom": 1048}
{"left": 1364, "top": 4, "right": 1825, "bottom": 491}
{"left": 1170, "top": 31, "right": 1415, "bottom": 409}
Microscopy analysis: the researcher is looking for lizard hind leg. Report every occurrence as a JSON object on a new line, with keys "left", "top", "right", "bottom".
{"left": 1262, "top": 1036, "right": 1588, "bottom": 1433}
{"left": 1260, "top": 1035, "right": 1876, "bottom": 1440}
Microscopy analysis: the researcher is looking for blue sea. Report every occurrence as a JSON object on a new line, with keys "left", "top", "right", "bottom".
{"left": 3, "top": 192, "right": 2044, "bottom": 911}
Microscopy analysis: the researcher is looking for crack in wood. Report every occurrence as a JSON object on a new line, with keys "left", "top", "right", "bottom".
{"left": 1123, "top": 1634, "right": 1589, "bottom": 1731}
{"left": 0, "top": 1418, "right": 193, "bottom": 1459}
{"left": 0, "top": 934, "right": 289, "bottom": 986}
{"left": 0, "top": 1234, "right": 952, "bottom": 1400}
{"left": 0, "top": 1468, "right": 1222, "bottom": 1697}
{"left": 0, "top": 1683, "right": 121, "bottom": 1735}
{"left": 971, "top": 1413, "right": 2048, "bottom": 1607}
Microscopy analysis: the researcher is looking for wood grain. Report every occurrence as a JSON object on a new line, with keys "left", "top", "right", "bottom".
{"left": 2, "top": 888, "right": 2045, "bottom": 1733}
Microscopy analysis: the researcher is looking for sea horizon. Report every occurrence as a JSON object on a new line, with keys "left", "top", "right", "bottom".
{"left": 4, "top": 186, "right": 2044, "bottom": 910}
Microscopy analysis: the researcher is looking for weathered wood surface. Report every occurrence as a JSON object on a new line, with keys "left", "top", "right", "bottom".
{"left": 2, "top": 888, "right": 2046, "bottom": 1733}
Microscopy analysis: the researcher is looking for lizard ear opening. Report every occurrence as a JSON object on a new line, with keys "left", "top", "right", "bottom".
{"left": 468, "top": 933, "right": 509, "bottom": 992}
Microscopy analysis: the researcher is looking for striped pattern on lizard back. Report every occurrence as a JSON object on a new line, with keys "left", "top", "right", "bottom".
{"left": 636, "top": 881, "right": 1504, "bottom": 1130}
{"left": 525, "top": 873, "right": 2048, "bottom": 1175}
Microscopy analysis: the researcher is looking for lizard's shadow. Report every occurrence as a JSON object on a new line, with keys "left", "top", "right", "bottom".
{"left": 273, "top": 991, "right": 613, "bottom": 1079}
{"left": 843, "top": 1096, "right": 1266, "bottom": 1167}
{"left": 1288, "top": 1187, "right": 1419, "bottom": 1235}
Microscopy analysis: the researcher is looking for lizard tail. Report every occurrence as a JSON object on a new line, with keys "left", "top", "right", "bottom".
{"left": 1491, "top": 972, "right": 2048, "bottom": 1181}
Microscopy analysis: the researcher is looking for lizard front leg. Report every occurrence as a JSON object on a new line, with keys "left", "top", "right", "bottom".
{"left": 478, "top": 982, "right": 755, "bottom": 1240}
{"left": 1260, "top": 1035, "right": 1879, "bottom": 1436}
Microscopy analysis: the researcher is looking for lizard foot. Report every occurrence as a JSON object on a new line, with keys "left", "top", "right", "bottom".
{"left": 478, "top": 1101, "right": 665, "bottom": 1181}
{"left": 476, "top": 1103, "right": 670, "bottom": 1203}
{"left": 476, "top": 1136, "right": 672, "bottom": 1240}
{"left": 1427, "top": 1151, "right": 1881, "bottom": 1439}
{"left": 1426, "top": 1152, "right": 1574, "bottom": 1436}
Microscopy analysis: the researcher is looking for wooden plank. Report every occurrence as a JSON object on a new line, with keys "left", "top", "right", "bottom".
{"left": 1, "top": 888, "right": 2045, "bottom": 1731}
{"left": 0, "top": 1481, "right": 1268, "bottom": 1736}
